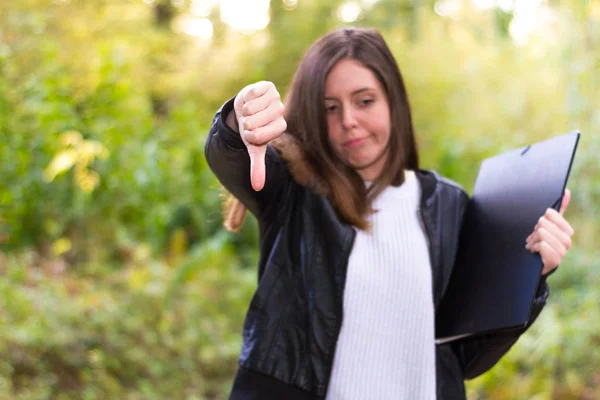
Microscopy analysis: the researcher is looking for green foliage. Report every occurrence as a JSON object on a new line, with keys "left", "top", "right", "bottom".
{"left": 0, "top": 0, "right": 599, "bottom": 398}
{"left": 0, "top": 243, "right": 255, "bottom": 399}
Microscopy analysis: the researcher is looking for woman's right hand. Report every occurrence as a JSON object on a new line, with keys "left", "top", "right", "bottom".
{"left": 227, "top": 81, "right": 287, "bottom": 191}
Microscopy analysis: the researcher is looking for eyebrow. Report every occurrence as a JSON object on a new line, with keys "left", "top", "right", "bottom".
{"left": 324, "top": 87, "right": 375, "bottom": 100}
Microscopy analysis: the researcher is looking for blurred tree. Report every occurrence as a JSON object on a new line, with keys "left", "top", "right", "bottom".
{"left": 154, "top": 0, "right": 177, "bottom": 28}
{"left": 0, "top": 0, "right": 598, "bottom": 398}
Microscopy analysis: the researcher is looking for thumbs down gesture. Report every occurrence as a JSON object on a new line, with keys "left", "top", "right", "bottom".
{"left": 228, "top": 81, "right": 287, "bottom": 191}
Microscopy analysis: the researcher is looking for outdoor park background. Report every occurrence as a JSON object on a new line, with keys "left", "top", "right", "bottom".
{"left": 0, "top": 0, "right": 598, "bottom": 399}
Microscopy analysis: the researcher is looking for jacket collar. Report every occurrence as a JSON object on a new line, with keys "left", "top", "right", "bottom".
{"left": 415, "top": 169, "right": 441, "bottom": 207}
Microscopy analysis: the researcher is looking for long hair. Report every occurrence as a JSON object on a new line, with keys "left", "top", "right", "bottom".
{"left": 223, "top": 27, "right": 419, "bottom": 231}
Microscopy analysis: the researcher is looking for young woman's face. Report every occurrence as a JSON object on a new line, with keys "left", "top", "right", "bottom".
{"left": 324, "top": 58, "right": 391, "bottom": 181}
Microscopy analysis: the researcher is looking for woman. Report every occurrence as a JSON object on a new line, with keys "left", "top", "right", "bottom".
{"left": 205, "top": 28, "right": 574, "bottom": 400}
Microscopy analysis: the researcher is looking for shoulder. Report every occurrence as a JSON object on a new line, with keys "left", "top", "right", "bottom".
{"left": 416, "top": 169, "right": 471, "bottom": 228}
{"left": 416, "top": 169, "right": 470, "bottom": 203}
{"left": 438, "top": 175, "right": 469, "bottom": 198}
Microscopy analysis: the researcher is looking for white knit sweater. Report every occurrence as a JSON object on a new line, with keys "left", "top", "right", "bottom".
{"left": 325, "top": 171, "right": 436, "bottom": 400}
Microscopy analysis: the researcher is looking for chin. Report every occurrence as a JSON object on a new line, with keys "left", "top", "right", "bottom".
{"left": 349, "top": 158, "right": 378, "bottom": 170}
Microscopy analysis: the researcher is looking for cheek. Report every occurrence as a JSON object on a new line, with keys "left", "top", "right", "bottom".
{"left": 327, "top": 119, "right": 343, "bottom": 149}
{"left": 380, "top": 123, "right": 392, "bottom": 142}
{"left": 364, "top": 118, "right": 389, "bottom": 142}
{"left": 371, "top": 110, "right": 391, "bottom": 142}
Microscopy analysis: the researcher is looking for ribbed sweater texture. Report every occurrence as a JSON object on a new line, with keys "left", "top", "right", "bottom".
{"left": 325, "top": 171, "right": 436, "bottom": 400}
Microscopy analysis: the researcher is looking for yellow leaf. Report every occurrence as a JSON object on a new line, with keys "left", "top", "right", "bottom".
{"left": 52, "top": 238, "right": 72, "bottom": 256}
{"left": 76, "top": 170, "right": 100, "bottom": 193}
{"left": 44, "top": 150, "right": 77, "bottom": 181}
{"left": 83, "top": 141, "right": 109, "bottom": 158}
{"left": 167, "top": 228, "right": 188, "bottom": 267}
{"left": 60, "top": 130, "right": 83, "bottom": 147}
{"left": 128, "top": 268, "right": 151, "bottom": 291}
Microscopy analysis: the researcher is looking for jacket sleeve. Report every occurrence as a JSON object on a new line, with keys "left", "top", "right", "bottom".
{"left": 449, "top": 192, "right": 550, "bottom": 380}
{"left": 204, "top": 97, "right": 291, "bottom": 222}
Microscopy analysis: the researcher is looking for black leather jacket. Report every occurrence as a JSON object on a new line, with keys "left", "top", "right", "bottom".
{"left": 205, "top": 99, "right": 549, "bottom": 400}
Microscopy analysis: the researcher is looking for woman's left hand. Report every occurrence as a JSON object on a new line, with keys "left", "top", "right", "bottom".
{"left": 525, "top": 189, "right": 574, "bottom": 276}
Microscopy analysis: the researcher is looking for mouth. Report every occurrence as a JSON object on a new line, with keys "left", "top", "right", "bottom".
{"left": 343, "top": 137, "right": 369, "bottom": 148}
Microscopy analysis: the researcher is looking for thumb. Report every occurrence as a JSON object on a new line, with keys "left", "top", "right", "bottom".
{"left": 247, "top": 144, "right": 267, "bottom": 191}
{"left": 559, "top": 188, "right": 571, "bottom": 215}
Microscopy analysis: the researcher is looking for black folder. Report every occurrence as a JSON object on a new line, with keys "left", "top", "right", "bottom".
{"left": 435, "top": 131, "right": 580, "bottom": 344}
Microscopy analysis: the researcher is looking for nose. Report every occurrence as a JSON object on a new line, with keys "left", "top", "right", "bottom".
{"left": 341, "top": 105, "right": 358, "bottom": 130}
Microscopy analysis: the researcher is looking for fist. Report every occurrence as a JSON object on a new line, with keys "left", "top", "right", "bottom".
{"left": 233, "top": 81, "right": 286, "bottom": 191}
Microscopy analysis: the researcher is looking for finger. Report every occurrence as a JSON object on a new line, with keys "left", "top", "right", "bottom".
{"left": 537, "top": 216, "right": 573, "bottom": 248}
{"left": 559, "top": 188, "right": 571, "bottom": 215}
{"left": 234, "top": 85, "right": 253, "bottom": 129}
{"left": 526, "top": 231, "right": 534, "bottom": 243}
{"left": 243, "top": 81, "right": 274, "bottom": 104}
{"left": 540, "top": 241, "right": 560, "bottom": 275}
{"left": 243, "top": 101, "right": 285, "bottom": 132}
{"left": 527, "top": 237, "right": 539, "bottom": 252}
{"left": 536, "top": 227, "right": 567, "bottom": 259}
{"left": 526, "top": 230, "right": 541, "bottom": 250}
{"left": 235, "top": 82, "right": 276, "bottom": 127}
{"left": 247, "top": 144, "right": 266, "bottom": 191}
{"left": 243, "top": 118, "right": 287, "bottom": 146}
{"left": 528, "top": 236, "right": 546, "bottom": 254}
{"left": 544, "top": 208, "right": 575, "bottom": 237}
{"left": 525, "top": 232, "right": 536, "bottom": 249}
{"left": 241, "top": 91, "right": 279, "bottom": 118}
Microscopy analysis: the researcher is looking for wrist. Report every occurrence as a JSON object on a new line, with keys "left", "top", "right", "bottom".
{"left": 225, "top": 108, "right": 239, "bottom": 132}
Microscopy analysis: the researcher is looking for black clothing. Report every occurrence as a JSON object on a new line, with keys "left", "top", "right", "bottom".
{"left": 205, "top": 98, "right": 549, "bottom": 400}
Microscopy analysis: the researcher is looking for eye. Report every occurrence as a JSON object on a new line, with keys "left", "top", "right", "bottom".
{"left": 325, "top": 104, "right": 338, "bottom": 114}
{"left": 359, "top": 98, "right": 374, "bottom": 107}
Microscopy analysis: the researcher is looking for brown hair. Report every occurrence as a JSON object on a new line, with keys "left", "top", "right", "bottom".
{"left": 224, "top": 27, "right": 419, "bottom": 231}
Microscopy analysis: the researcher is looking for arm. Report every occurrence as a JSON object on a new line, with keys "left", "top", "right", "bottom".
{"left": 450, "top": 189, "right": 574, "bottom": 379}
{"left": 205, "top": 97, "right": 290, "bottom": 222}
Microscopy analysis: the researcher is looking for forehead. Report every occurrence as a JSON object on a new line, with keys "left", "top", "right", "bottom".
{"left": 324, "top": 58, "right": 382, "bottom": 97}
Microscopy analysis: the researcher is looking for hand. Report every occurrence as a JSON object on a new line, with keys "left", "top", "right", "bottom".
{"left": 231, "top": 81, "right": 286, "bottom": 191}
{"left": 525, "top": 189, "right": 574, "bottom": 275}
